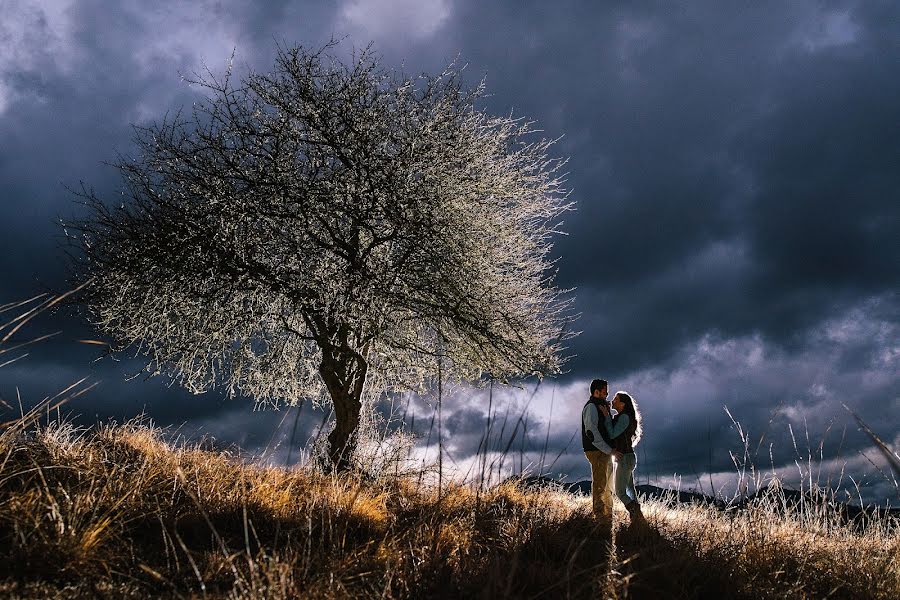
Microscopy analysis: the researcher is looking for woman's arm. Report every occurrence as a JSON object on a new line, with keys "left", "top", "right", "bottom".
{"left": 604, "top": 413, "right": 630, "bottom": 439}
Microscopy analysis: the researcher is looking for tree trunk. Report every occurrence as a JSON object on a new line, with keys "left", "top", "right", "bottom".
{"left": 319, "top": 345, "right": 368, "bottom": 471}
{"left": 326, "top": 387, "right": 362, "bottom": 471}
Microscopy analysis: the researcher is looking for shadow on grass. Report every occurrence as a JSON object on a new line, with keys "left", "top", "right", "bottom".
{"left": 613, "top": 518, "right": 735, "bottom": 600}
{"left": 384, "top": 498, "right": 615, "bottom": 599}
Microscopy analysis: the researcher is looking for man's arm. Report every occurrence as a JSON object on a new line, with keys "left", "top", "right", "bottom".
{"left": 583, "top": 404, "right": 612, "bottom": 454}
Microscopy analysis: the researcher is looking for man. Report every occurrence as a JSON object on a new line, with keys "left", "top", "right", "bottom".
{"left": 582, "top": 379, "right": 621, "bottom": 522}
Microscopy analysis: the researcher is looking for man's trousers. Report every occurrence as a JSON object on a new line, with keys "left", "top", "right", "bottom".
{"left": 584, "top": 450, "right": 613, "bottom": 519}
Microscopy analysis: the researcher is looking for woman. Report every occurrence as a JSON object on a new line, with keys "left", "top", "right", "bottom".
{"left": 603, "top": 391, "right": 644, "bottom": 524}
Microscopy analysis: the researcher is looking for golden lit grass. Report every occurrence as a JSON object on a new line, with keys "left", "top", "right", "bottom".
{"left": 607, "top": 498, "right": 900, "bottom": 599}
{"left": 0, "top": 419, "right": 896, "bottom": 599}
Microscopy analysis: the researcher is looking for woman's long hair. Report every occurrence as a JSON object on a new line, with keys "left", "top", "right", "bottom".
{"left": 615, "top": 391, "right": 642, "bottom": 446}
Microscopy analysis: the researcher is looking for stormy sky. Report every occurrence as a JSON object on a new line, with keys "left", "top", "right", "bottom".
{"left": 1, "top": 1, "right": 897, "bottom": 503}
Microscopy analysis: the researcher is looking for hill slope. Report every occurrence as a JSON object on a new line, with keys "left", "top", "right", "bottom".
{"left": 0, "top": 420, "right": 897, "bottom": 599}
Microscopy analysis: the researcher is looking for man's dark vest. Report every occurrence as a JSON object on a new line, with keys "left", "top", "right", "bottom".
{"left": 610, "top": 413, "right": 637, "bottom": 454}
{"left": 582, "top": 397, "right": 613, "bottom": 452}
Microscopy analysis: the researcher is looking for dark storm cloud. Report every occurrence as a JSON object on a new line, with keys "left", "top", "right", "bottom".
{"left": 1, "top": 1, "right": 897, "bottom": 501}
{"left": 431, "top": 1, "right": 900, "bottom": 378}
{"left": 0, "top": 0, "right": 341, "bottom": 298}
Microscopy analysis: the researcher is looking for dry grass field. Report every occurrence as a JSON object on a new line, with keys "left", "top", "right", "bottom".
{"left": 0, "top": 416, "right": 896, "bottom": 599}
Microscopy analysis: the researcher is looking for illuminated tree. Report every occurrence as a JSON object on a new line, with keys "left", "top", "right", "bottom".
{"left": 69, "top": 42, "right": 574, "bottom": 470}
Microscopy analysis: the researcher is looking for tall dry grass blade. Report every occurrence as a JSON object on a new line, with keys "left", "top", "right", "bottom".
{"left": 173, "top": 529, "right": 207, "bottom": 597}
{"left": 437, "top": 358, "right": 443, "bottom": 496}
{"left": 285, "top": 400, "right": 304, "bottom": 466}
{"left": 0, "top": 294, "right": 61, "bottom": 337}
{"left": 0, "top": 377, "right": 93, "bottom": 433}
{"left": 843, "top": 402, "right": 900, "bottom": 486}
{"left": 538, "top": 381, "right": 556, "bottom": 477}
{"left": 48, "top": 380, "right": 100, "bottom": 413}
{"left": 496, "top": 389, "right": 539, "bottom": 478}
{"left": 544, "top": 431, "right": 578, "bottom": 474}
{"left": 418, "top": 405, "right": 437, "bottom": 489}
{"left": 0, "top": 354, "right": 28, "bottom": 369}
{"left": 0, "top": 293, "right": 48, "bottom": 315}
{"left": 0, "top": 279, "right": 91, "bottom": 343}
{"left": 258, "top": 405, "right": 292, "bottom": 463}
{"left": 479, "top": 377, "right": 495, "bottom": 494}
{"left": 45, "top": 376, "right": 91, "bottom": 406}
{"left": 0, "top": 331, "right": 61, "bottom": 355}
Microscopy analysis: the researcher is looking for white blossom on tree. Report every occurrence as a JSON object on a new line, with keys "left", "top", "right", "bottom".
{"left": 68, "top": 42, "right": 575, "bottom": 470}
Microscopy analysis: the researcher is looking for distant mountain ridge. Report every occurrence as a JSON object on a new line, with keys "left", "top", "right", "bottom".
{"left": 514, "top": 476, "right": 900, "bottom": 526}
{"left": 516, "top": 476, "right": 724, "bottom": 506}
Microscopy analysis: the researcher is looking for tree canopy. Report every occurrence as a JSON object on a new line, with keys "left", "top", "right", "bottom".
{"left": 69, "top": 42, "right": 575, "bottom": 469}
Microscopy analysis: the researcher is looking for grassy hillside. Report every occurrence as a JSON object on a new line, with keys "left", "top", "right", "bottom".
{"left": 0, "top": 418, "right": 896, "bottom": 599}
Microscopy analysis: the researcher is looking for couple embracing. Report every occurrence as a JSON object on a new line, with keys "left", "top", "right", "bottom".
{"left": 581, "top": 378, "right": 644, "bottom": 526}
